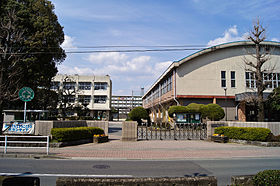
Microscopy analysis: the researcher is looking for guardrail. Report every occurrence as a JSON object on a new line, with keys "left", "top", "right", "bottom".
{"left": 0, "top": 135, "right": 49, "bottom": 155}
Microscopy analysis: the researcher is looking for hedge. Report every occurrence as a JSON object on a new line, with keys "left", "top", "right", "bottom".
{"left": 204, "top": 104, "right": 225, "bottom": 121}
{"left": 51, "top": 127, "right": 104, "bottom": 142}
{"left": 253, "top": 170, "right": 280, "bottom": 185}
{"left": 214, "top": 126, "right": 271, "bottom": 142}
{"left": 168, "top": 104, "right": 225, "bottom": 121}
{"left": 168, "top": 106, "right": 189, "bottom": 117}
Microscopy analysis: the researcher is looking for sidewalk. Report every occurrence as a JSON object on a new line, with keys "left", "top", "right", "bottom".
{"left": 2, "top": 136, "right": 280, "bottom": 160}
{"left": 51, "top": 138, "right": 280, "bottom": 160}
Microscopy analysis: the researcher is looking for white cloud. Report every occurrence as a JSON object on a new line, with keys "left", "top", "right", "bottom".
{"left": 61, "top": 35, "right": 76, "bottom": 49}
{"left": 86, "top": 52, "right": 153, "bottom": 75}
{"left": 153, "top": 61, "right": 173, "bottom": 77}
{"left": 271, "top": 38, "right": 280, "bottom": 42}
{"left": 207, "top": 25, "right": 248, "bottom": 46}
{"left": 87, "top": 52, "right": 128, "bottom": 65}
{"left": 58, "top": 52, "right": 173, "bottom": 95}
{"left": 58, "top": 65, "right": 95, "bottom": 75}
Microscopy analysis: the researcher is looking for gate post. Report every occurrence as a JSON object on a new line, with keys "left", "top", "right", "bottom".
{"left": 122, "top": 121, "right": 138, "bottom": 141}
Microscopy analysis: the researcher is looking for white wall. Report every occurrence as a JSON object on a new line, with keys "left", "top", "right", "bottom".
{"left": 176, "top": 45, "right": 280, "bottom": 97}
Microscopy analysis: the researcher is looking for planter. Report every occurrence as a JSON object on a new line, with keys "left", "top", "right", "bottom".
{"left": 93, "top": 136, "right": 109, "bottom": 143}
{"left": 211, "top": 135, "right": 229, "bottom": 143}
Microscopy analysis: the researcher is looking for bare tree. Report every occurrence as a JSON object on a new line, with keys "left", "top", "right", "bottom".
{"left": 244, "top": 19, "right": 274, "bottom": 121}
{"left": 0, "top": 9, "right": 27, "bottom": 125}
{"left": 56, "top": 76, "right": 89, "bottom": 120}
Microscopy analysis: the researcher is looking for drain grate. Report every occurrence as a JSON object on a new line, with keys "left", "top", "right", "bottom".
{"left": 92, "top": 164, "right": 111, "bottom": 169}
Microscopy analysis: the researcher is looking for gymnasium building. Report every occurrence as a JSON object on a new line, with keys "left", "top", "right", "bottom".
{"left": 142, "top": 41, "right": 280, "bottom": 122}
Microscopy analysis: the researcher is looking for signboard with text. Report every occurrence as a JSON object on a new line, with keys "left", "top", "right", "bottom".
{"left": 2, "top": 122, "right": 35, "bottom": 134}
{"left": 19, "top": 87, "right": 34, "bottom": 102}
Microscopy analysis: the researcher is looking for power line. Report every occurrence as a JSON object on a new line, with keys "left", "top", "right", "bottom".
{"left": 66, "top": 48, "right": 206, "bottom": 53}
{"left": 65, "top": 45, "right": 207, "bottom": 49}
{"left": 0, "top": 47, "right": 206, "bottom": 55}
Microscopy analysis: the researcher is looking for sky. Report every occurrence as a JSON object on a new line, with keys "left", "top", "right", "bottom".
{"left": 51, "top": 0, "right": 280, "bottom": 96}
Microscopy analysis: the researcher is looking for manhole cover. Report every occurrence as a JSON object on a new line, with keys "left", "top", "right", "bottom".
{"left": 93, "top": 164, "right": 111, "bottom": 169}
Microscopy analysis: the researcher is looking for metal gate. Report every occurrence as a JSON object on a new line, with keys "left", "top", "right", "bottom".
{"left": 137, "top": 122, "right": 207, "bottom": 140}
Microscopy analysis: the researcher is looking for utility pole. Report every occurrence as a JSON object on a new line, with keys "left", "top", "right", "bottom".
{"left": 224, "top": 87, "right": 227, "bottom": 121}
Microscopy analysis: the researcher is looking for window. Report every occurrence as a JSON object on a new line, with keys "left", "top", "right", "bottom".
{"left": 167, "top": 76, "right": 172, "bottom": 92}
{"left": 245, "top": 72, "right": 280, "bottom": 89}
{"left": 78, "top": 95, "right": 91, "bottom": 104}
{"left": 65, "top": 95, "right": 75, "bottom": 103}
{"left": 63, "top": 82, "right": 76, "bottom": 90}
{"left": 264, "top": 73, "right": 271, "bottom": 89}
{"left": 245, "top": 72, "right": 256, "bottom": 88}
{"left": 78, "top": 82, "right": 91, "bottom": 90}
{"left": 50, "top": 82, "right": 60, "bottom": 90}
{"left": 94, "top": 96, "right": 107, "bottom": 104}
{"left": 231, "top": 71, "right": 236, "bottom": 88}
{"left": 221, "top": 71, "right": 226, "bottom": 88}
{"left": 94, "top": 82, "right": 108, "bottom": 90}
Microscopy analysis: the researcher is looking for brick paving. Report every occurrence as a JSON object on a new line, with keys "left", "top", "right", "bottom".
{"left": 48, "top": 139, "right": 280, "bottom": 160}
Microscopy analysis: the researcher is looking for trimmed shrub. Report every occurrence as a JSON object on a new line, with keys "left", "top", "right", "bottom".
{"left": 51, "top": 127, "right": 104, "bottom": 142}
{"left": 185, "top": 103, "right": 204, "bottom": 113}
{"left": 128, "top": 107, "right": 149, "bottom": 124}
{"left": 266, "top": 133, "right": 280, "bottom": 142}
{"left": 168, "top": 106, "right": 188, "bottom": 117}
{"left": 253, "top": 170, "right": 280, "bottom": 186}
{"left": 214, "top": 126, "right": 271, "bottom": 141}
{"left": 204, "top": 104, "right": 225, "bottom": 121}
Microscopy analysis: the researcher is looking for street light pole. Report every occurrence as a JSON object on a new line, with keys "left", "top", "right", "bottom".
{"left": 224, "top": 87, "right": 227, "bottom": 121}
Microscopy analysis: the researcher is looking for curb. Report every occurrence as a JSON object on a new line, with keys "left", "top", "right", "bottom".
{"left": 0, "top": 153, "right": 68, "bottom": 159}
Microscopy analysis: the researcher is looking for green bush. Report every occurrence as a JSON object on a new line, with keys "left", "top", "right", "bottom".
{"left": 185, "top": 103, "right": 203, "bottom": 113}
{"left": 51, "top": 127, "right": 104, "bottom": 142}
{"left": 168, "top": 105, "right": 189, "bottom": 117}
{"left": 128, "top": 107, "right": 149, "bottom": 124}
{"left": 205, "top": 104, "right": 225, "bottom": 121}
{"left": 214, "top": 126, "right": 271, "bottom": 141}
{"left": 253, "top": 170, "right": 280, "bottom": 186}
{"left": 266, "top": 133, "right": 280, "bottom": 142}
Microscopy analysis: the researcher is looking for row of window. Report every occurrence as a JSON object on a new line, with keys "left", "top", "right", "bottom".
{"left": 64, "top": 95, "right": 107, "bottom": 104}
{"left": 112, "top": 97, "right": 142, "bottom": 101}
{"left": 221, "top": 71, "right": 280, "bottom": 89}
{"left": 51, "top": 82, "right": 108, "bottom": 90}
{"left": 145, "top": 75, "right": 173, "bottom": 104}
{"left": 221, "top": 71, "right": 235, "bottom": 88}
{"left": 111, "top": 104, "right": 142, "bottom": 107}
{"left": 246, "top": 72, "right": 280, "bottom": 89}
{"left": 112, "top": 100, "right": 142, "bottom": 104}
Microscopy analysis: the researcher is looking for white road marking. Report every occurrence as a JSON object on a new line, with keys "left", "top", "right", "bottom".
{"left": 0, "top": 173, "right": 133, "bottom": 177}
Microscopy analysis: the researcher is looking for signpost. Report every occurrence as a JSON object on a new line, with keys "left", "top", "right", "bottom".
{"left": 19, "top": 87, "right": 34, "bottom": 123}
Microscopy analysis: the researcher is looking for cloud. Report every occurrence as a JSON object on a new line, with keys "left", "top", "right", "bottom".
{"left": 271, "top": 38, "right": 280, "bottom": 42}
{"left": 58, "top": 52, "right": 173, "bottom": 95}
{"left": 86, "top": 52, "right": 152, "bottom": 75}
{"left": 58, "top": 65, "right": 95, "bottom": 75}
{"left": 207, "top": 25, "right": 248, "bottom": 46}
{"left": 61, "top": 35, "right": 76, "bottom": 49}
{"left": 87, "top": 52, "right": 128, "bottom": 65}
{"left": 154, "top": 61, "right": 173, "bottom": 77}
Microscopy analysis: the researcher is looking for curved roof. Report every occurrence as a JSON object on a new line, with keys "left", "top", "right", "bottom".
{"left": 176, "top": 40, "right": 280, "bottom": 65}
{"left": 143, "top": 41, "right": 280, "bottom": 98}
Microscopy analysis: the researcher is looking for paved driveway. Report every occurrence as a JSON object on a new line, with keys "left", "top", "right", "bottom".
{"left": 49, "top": 139, "right": 280, "bottom": 160}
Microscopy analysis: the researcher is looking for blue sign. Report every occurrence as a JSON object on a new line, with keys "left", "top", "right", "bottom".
{"left": 2, "top": 122, "right": 35, "bottom": 134}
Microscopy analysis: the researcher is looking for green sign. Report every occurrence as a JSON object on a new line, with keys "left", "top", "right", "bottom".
{"left": 19, "top": 87, "right": 34, "bottom": 102}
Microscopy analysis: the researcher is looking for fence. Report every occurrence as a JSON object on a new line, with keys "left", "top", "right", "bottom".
{"left": 0, "top": 135, "right": 49, "bottom": 155}
{"left": 138, "top": 122, "right": 207, "bottom": 140}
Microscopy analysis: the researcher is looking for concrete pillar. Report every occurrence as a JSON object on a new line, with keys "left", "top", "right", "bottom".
{"left": 213, "top": 97, "right": 216, "bottom": 104}
{"left": 238, "top": 102, "right": 246, "bottom": 121}
{"left": 121, "top": 121, "right": 137, "bottom": 141}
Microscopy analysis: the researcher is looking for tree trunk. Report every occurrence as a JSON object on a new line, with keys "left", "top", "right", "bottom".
{"left": 255, "top": 43, "right": 265, "bottom": 121}
{"left": 0, "top": 100, "right": 3, "bottom": 135}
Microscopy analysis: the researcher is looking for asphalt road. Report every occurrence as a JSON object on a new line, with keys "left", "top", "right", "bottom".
{"left": 0, "top": 157, "right": 280, "bottom": 186}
